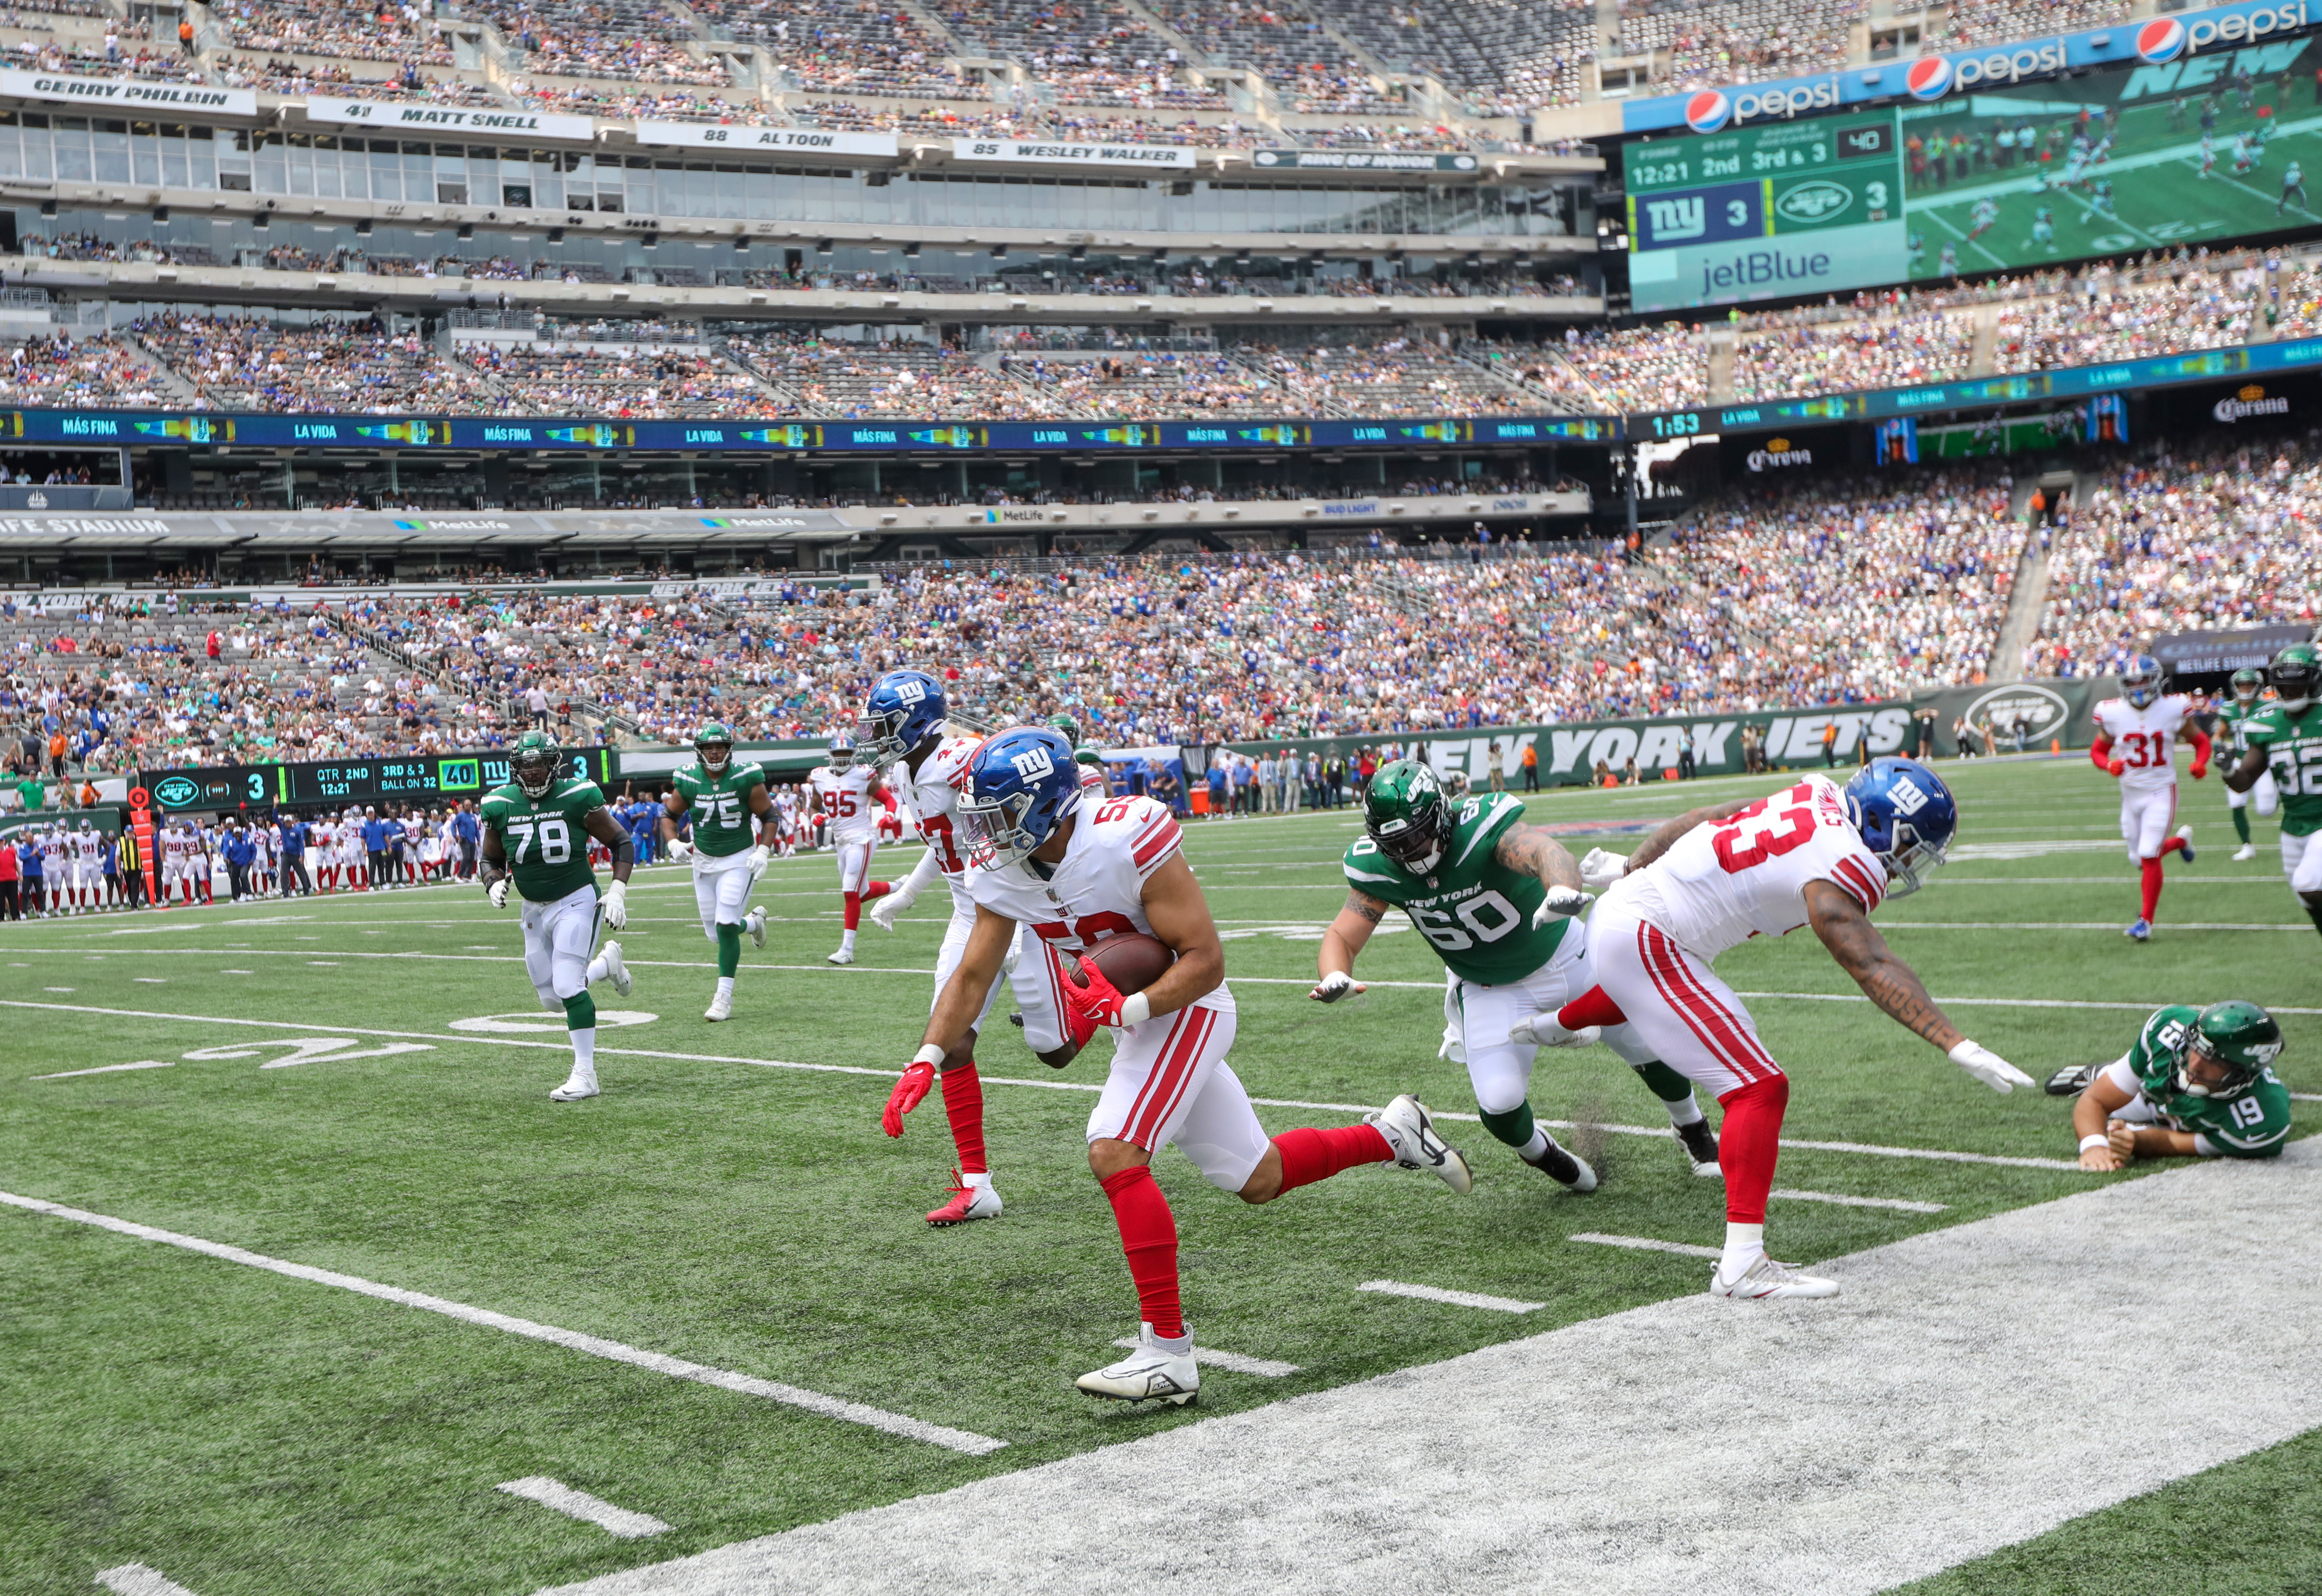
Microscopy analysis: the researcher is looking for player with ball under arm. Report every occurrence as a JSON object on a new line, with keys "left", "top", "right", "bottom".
{"left": 479, "top": 730, "right": 637, "bottom": 1102}
{"left": 901, "top": 727, "right": 1472, "bottom": 1408}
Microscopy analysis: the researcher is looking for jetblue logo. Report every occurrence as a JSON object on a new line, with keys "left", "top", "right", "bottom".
{"left": 1645, "top": 197, "right": 1705, "bottom": 240}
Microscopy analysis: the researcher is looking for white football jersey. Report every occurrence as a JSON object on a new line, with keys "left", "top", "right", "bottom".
{"left": 74, "top": 831, "right": 100, "bottom": 863}
{"left": 964, "top": 851, "right": 1082, "bottom": 950}
{"left": 902, "top": 734, "right": 985, "bottom": 880}
{"left": 809, "top": 764, "right": 883, "bottom": 845}
{"left": 1045, "top": 793, "right": 1226, "bottom": 1004}
{"left": 2093, "top": 694, "right": 2190, "bottom": 791}
{"left": 1607, "top": 774, "right": 1890, "bottom": 962}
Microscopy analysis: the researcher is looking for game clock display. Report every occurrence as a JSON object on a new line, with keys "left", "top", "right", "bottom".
{"left": 140, "top": 749, "right": 611, "bottom": 812}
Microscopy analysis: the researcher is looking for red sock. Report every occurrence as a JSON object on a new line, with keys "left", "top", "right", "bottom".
{"left": 863, "top": 879, "right": 891, "bottom": 900}
{"left": 941, "top": 1060, "right": 988, "bottom": 1176}
{"left": 1271, "top": 1124, "right": 1392, "bottom": 1194}
{"left": 2161, "top": 835, "right": 2188, "bottom": 858}
{"left": 1715, "top": 1074, "right": 1789, "bottom": 1225}
{"left": 1557, "top": 983, "right": 1629, "bottom": 1030}
{"left": 2140, "top": 856, "right": 2164, "bottom": 922}
{"left": 843, "top": 890, "right": 861, "bottom": 930}
{"left": 1099, "top": 1165, "right": 1182, "bottom": 1339}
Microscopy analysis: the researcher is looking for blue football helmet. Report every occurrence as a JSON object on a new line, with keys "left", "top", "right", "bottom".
{"left": 856, "top": 669, "right": 945, "bottom": 769}
{"left": 828, "top": 728, "right": 859, "bottom": 769}
{"left": 958, "top": 727, "right": 1082, "bottom": 870}
{"left": 1843, "top": 756, "right": 1956, "bottom": 899}
{"left": 2122, "top": 654, "right": 2164, "bottom": 709}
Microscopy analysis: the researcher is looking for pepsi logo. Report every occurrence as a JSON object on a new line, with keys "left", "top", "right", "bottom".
{"left": 1905, "top": 55, "right": 1953, "bottom": 100}
{"left": 2136, "top": 16, "right": 2187, "bottom": 62}
{"left": 1684, "top": 90, "right": 1731, "bottom": 133}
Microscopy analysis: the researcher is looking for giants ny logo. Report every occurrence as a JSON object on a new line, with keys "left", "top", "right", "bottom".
{"left": 1644, "top": 196, "right": 1705, "bottom": 241}
{"left": 1888, "top": 775, "right": 1930, "bottom": 816}
{"left": 893, "top": 679, "right": 926, "bottom": 704}
{"left": 1009, "top": 745, "right": 1056, "bottom": 782}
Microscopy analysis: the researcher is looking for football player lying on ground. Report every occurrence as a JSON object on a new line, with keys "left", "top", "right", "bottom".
{"left": 2046, "top": 1000, "right": 2292, "bottom": 1168}
{"left": 479, "top": 730, "right": 637, "bottom": 1103}
{"left": 908, "top": 727, "right": 1471, "bottom": 1408}
{"left": 1524, "top": 759, "right": 2034, "bottom": 1300}
{"left": 1314, "top": 759, "right": 1721, "bottom": 1187}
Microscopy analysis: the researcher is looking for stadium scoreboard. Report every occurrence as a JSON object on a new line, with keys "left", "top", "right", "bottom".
{"left": 140, "top": 749, "right": 613, "bottom": 812}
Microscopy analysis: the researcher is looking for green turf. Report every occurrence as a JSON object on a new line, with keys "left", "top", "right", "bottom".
{"left": 0, "top": 754, "right": 2312, "bottom": 1595}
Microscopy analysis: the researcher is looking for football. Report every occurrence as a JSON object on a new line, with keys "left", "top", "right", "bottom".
{"left": 1064, "top": 931, "right": 1175, "bottom": 996}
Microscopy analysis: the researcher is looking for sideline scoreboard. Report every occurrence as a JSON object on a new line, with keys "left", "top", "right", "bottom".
{"left": 138, "top": 749, "right": 614, "bottom": 812}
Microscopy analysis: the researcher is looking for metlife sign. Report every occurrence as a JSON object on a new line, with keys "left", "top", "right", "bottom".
{"left": 1620, "top": 0, "right": 2314, "bottom": 131}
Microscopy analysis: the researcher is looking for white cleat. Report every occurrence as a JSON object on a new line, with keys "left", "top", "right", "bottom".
{"left": 925, "top": 1172, "right": 1004, "bottom": 1227}
{"left": 1075, "top": 1322, "right": 1199, "bottom": 1406}
{"left": 1709, "top": 1254, "right": 1839, "bottom": 1301}
{"left": 745, "top": 906, "right": 767, "bottom": 948}
{"left": 827, "top": 947, "right": 854, "bottom": 965}
{"left": 599, "top": 940, "right": 632, "bottom": 997}
{"left": 1366, "top": 1094, "right": 1474, "bottom": 1195}
{"left": 548, "top": 1073, "right": 598, "bottom": 1102}
{"left": 705, "top": 989, "right": 734, "bottom": 1022}
{"left": 2232, "top": 843, "right": 2257, "bottom": 862}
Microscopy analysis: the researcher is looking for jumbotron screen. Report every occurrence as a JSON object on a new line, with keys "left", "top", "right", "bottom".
{"left": 1623, "top": 33, "right": 2321, "bottom": 312}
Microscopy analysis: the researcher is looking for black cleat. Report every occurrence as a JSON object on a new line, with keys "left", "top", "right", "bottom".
{"left": 1675, "top": 1118, "right": 1721, "bottom": 1176}
{"left": 2045, "top": 1063, "right": 2098, "bottom": 1097}
{"left": 1008, "top": 1012, "right": 1024, "bottom": 1027}
{"left": 1520, "top": 1136, "right": 1598, "bottom": 1192}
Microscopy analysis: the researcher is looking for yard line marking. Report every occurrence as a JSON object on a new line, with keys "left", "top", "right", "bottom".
{"left": 93, "top": 1564, "right": 201, "bottom": 1596}
{"left": 2293, "top": 1093, "right": 2322, "bottom": 1103}
{"left": 30, "top": 1061, "right": 176, "bottom": 1080}
{"left": 1736, "top": 989, "right": 2322, "bottom": 1017}
{"left": 0, "top": 1001, "right": 2120, "bottom": 1170}
{"left": 1356, "top": 1280, "right": 1544, "bottom": 1314}
{"left": 1770, "top": 1188, "right": 1946, "bottom": 1214}
{"left": 1879, "top": 922, "right": 2313, "bottom": 932}
{"left": 1111, "top": 1339, "right": 1300, "bottom": 1377}
{"left": 497, "top": 1478, "right": 671, "bottom": 1539}
{"left": 0, "top": 1188, "right": 1006, "bottom": 1456}
{"left": 1568, "top": 1232, "right": 1723, "bottom": 1260}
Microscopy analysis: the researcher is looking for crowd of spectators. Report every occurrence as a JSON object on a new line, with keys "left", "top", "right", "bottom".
{"left": 132, "top": 314, "right": 506, "bottom": 414}
{"left": 211, "top": 0, "right": 455, "bottom": 65}
{"left": 1992, "top": 267, "right": 2264, "bottom": 373}
{"left": 2023, "top": 433, "right": 2322, "bottom": 680}
{"left": 1731, "top": 313, "right": 1977, "bottom": 402}
{"left": 1554, "top": 322, "right": 1709, "bottom": 411}
{"left": 458, "top": 342, "right": 778, "bottom": 416}
{"left": 0, "top": 333, "right": 170, "bottom": 408}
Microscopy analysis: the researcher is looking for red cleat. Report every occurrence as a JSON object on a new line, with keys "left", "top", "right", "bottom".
{"left": 925, "top": 1170, "right": 1003, "bottom": 1227}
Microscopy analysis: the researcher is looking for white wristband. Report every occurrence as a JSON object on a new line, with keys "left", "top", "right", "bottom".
{"left": 912, "top": 1043, "right": 946, "bottom": 1068}
{"left": 1119, "top": 991, "right": 1152, "bottom": 1027}
{"left": 2079, "top": 1133, "right": 2111, "bottom": 1154}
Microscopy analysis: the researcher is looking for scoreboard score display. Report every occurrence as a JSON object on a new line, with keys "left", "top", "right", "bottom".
{"left": 1625, "top": 115, "right": 1905, "bottom": 313}
{"left": 140, "top": 749, "right": 613, "bottom": 813}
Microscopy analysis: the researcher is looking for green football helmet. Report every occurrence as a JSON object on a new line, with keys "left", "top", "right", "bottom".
{"left": 1048, "top": 713, "right": 1080, "bottom": 744}
{"left": 511, "top": 729, "right": 559, "bottom": 798}
{"left": 695, "top": 720, "right": 735, "bottom": 777}
{"left": 2230, "top": 667, "right": 2266, "bottom": 705}
{"left": 1073, "top": 742, "right": 1103, "bottom": 768}
{"left": 2174, "top": 999, "right": 2284, "bottom": 1099}
{"left": 1364, "top": 758, "right": 1451, "bottom": 873}
{"left": 2271, "top": 643, "right": 2319, "bottom": 712}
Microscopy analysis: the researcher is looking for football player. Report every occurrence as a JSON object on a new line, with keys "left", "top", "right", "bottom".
{"left": 807, "top": 730, "right": 891, "bottom": 965}
{"left": 2219, "top": 666, "right": 2280, "bottom": 861}
{"left": 2224, "top": 643, "right": 2322, "bottom": 942}
{"left": 1314, "top": 760, "right": 1720, "bottom": 1185}
{"left": 907, "top": 727, "right": 1468, "bottom": 1406}
{"left": 659, "top": 720, "right": 775, "bottom": 1022}
{"left": 479, "top": 730, "right": 636, "bottom": 1102}
{"left": 863, "top": 670, "right": 1088, "bottom": 1226}
{"left": 70, "top": 818, "right": 100, "bottom": 913}
{"left": 2091, "top": 655, "right": 2209, "bottom": 941}
{"left": 2046, "top": 1001, "right": 2290, "bottom": 1166}
{"left": 1525, "top": 759, "right": 2032, "bottom": 1300}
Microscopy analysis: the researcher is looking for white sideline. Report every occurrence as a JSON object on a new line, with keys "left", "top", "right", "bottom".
{"left": 533, "top": 1145, "right": 2322, "bottom": 1596}
{"left": 1568, "top": 1232, "right": 1724, "bottom": 1260}
{"left": 93, "top": 1565, "right": 200, "bottom": 1596}
{"left": 498, "top": 1478, "right": 672, "bottom": 1539}
{"left": 1355, "top": 1280, "right": 1544, "bottom": 1314}
{"left": 0, "top": 1000, "right": 2097, "bottom": 1173}
{"left": 1110, "top": 1340, "right": 1301, "bottom": 1377}
{"left": 0, "top": 1188, "right": 1005, "bottom": 1457}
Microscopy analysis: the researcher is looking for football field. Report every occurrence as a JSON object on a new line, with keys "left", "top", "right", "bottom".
{"left": 2, "top": 755, "right": 2317, "bottom": 1596}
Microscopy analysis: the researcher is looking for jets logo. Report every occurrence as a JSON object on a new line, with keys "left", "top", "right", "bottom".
{"left": 2251, "top": 1039, "right": 2284, "bottom": 1064}
{"left": 1009, "top": 745, "right": 1055, "bottom": 782}
{"left": 1888, "top": 775, "right": 1930, "bottom": 816}
{"left": 892, "top": 679, "right": 926, "bottom": 705}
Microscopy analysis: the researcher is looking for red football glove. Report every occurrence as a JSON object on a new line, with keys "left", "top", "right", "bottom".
{"left": 882, "top": 1060, "right": 934, "bottom": 1137}
{"left": 2108, "top": 758, "right": 2126, "bottom": 777}
{"left": 1047, "top": 946, "right": 1101, "bottom": 1050}
{"left": 1063, "top": 955, "right": 1130, "bottom": 1028}
{"left": 2191, "top": 761, "right": 2209, "bottom": 780}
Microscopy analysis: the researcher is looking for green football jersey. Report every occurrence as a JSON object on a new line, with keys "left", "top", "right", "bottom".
{"left": 673, "top": 760, "right": 767, "bottom": 857}
{"left": 480, "top": 777, "right": 606, "bottom": 904}
{"left": 2126, "top": 1004, "right": 2294, "bottom": 1158}
{"left": 2218, "top": 696, "right": 2271, "bottom": 756}
{"left": 1343, "top": 790, "right": 1566, "bottom": 985}
{"left": 2243, "top": 700, "right": 2322, "bottom": 836}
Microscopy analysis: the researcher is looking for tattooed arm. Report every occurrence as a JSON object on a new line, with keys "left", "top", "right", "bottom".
{"left": 1804, "top": 878, "right": 1962, "bottom": 1051}
{"left": 1313, "top": 888, "right": 1388, "bottom": 1001}
{"left": 1623, "top": 797, "right": 1757, "bottom": 875}
{"left": 1491, "top": 822, "right": 1583, "bottom": 892}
